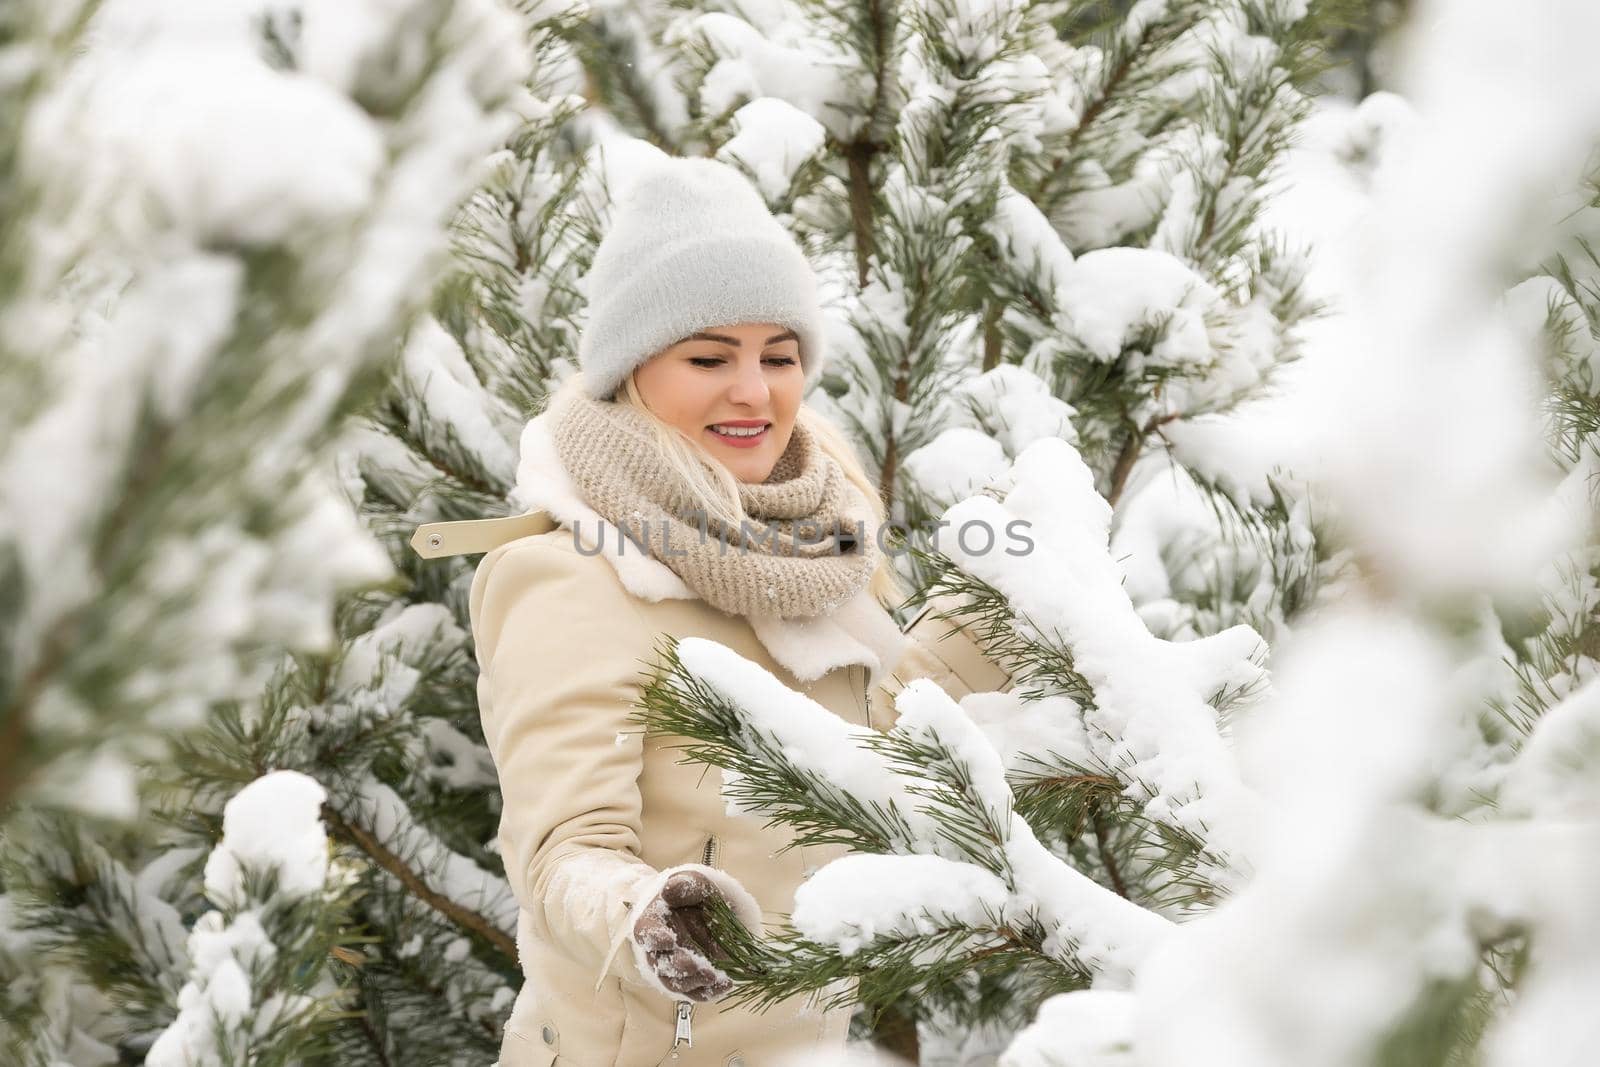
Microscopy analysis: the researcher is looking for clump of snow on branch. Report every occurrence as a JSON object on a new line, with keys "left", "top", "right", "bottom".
{"left": 1055, "top": 248, "right": 1221, "bottom": 368}
{"left": 905, "top": 365, "right": 1079, "bottom": 509}
{"left": 671, "top": 637, "right": 948, "bottom": 846}
{"left": 146, "top": 771, "right": 332, "bottom": 1067}
{"left": 716, "top": 97, "right": 828, "bottom": 204}
{"left": 672, "top": 641, "right": 1171, "bottom": 985}
{"left": 1001, "top": 989, "right": 1137, "bottom": 1067}
{"left": 202, "top": 770, "right": 330, "bottom": 912}
{"left": 792, "top": 853, "right": 1012, "bottom": 958}
{"left": 892, "top": 679, "right": 1171, "bottom": 983}
{"left": 942, "top": 436, "right": 1268, "bottom": 876}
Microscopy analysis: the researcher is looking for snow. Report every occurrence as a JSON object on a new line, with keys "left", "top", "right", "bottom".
{"left": 1149, "top": 89, "right": 1422, "bottom": 513}
{"left": 676, "top": 640, "right": 1171, "bottom": 981}
{"left": 1505, "top": 275, "right": 1600, "bottom": 390}
{"left": 1045, "top": 155, "right": 1167, "bottom": 252}
{"left": 938, "top": 437, "right": 1266, "bottom": 874}
{"left": 1274, "top": 0, "right": 1600, "bottom": 603}
{"left": 983, "top": 183, "right": 1077, "bottom": 294}
{"left": 903, "top": 427, "right": 1010, "bottom": 509}
{"left": 1000, "top": 990, "right": 1137, "bottom": 1067}
{"left": 717, "top": 97, "right": 828, "bottom": 204}
{"left": 134, "top": 847, "right": 207, "bottom": 904}
{"left": 22, "top": 746, "right": 143, "bottom": 821}
{"left": 893, "top": 680, "right": 1172, "bottom": 982}
{"left": 1054, "top": 247, "right": 1222, "bottom": 369}
{"left": 334, "top": 602, "right": 462, "bottom": 700}
{"left": 687, "top": 13, "right": 861, "bottom": 141}
{"left": 203, "top": 771, "right": 329, "bottom": 909}
{"left": 959, "top": 690, "right": 1094, "bottom": 777}
{"left": 183, "top": 912, "right": 276, "bottom": 1012}
{"left": 0, "top": 0, "right": 518, "bottom": 829}
{"left": 673, "top": 637, "right": 947, "bottom": 848}
{"left": 342, "top": 776, "right": 520, "bottom": 937}
{"left": 399, "top": 317, "right": 521, "bottom": 486}
{"left": 1051, "top": 3, "right": 1600, "bottom": 1059}
{"left": 935, "top": 365, "right": 1080, "bottom": 459}
{"left": 792, "top": 853, "right": 1012, "bottom": 957}
{"left": 1129, "top": 608, "right": 1600, "bottom": 1067}
{"left": 891, "top": 681, "right": 1015, "bottom": 823}
{"left": 940, "top": 0, "right": 1028, "bottom": 66}
{"left": 979, "top": 53, "right": 1060, "bottom": 156}
{"left": 1120, "top": 0, "right": 1171, "bottom": 43}
{"left": 35, "top": 2, "right": 383, "bottom": 249}
{"left": 145, "top": 908, "right": 319, "bottom": 1067}
{"left": 422, "top": 718, "right": 501, "bottom": 791}
{"left": 1152, "top": 7, "right": 1280, "bottom": 105}
{"left": 1500, "top": 672, "right": 1600, "bottom": 818}
{"left": 14, "top": 0, "right": 1600, "bottom": 1060}
{"left": 151, "top": 771, "right": 328, "bottom": 1066}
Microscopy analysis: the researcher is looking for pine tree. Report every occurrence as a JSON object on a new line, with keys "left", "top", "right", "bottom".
{"left": 631, "top": 1, "right": 1600, "bottom": 1064}
{"left": 566, "top": 0, "right": 1353, "bottom": 626}
{"left": 143, "top": 771, "right": 357, "bottom": 1067}
{"left": 1, "top": 0, "right": 531, "bottom": 1061}
{"left": 550, "top": 0, "right": 1358, "bottom": 1057}
{"left": 23, "top": 0, "right": 1596, "bottom": 1065}
{"left": 0, "top": 0, "right": 530, "bottom": 818}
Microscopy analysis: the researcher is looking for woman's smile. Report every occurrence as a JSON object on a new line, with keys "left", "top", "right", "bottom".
{"left": 706, "top": 420, "right": 771, "bottom": 448}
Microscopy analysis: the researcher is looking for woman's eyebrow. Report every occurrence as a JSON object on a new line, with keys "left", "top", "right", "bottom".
{"left": 685, "top": 329, "right": 799, "bottom": 346}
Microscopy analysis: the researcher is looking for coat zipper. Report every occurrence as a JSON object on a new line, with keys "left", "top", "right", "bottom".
{"left": 671, "top": 1000, "right": 694, "bottom": 1051}
{"left": 668, "top": 833, "right": 719, "bottom": 1057}
{"left": 857, "top": 663, "right": 873, "bottom": 730}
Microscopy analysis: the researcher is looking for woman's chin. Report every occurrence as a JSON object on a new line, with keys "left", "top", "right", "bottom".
{"left": 716, "top": 451, "right": 773, "bottom": 484}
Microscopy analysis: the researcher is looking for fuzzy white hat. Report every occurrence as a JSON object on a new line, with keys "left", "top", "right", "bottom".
{"left": 577, "top": 157, "right": 828, "bottom": 401}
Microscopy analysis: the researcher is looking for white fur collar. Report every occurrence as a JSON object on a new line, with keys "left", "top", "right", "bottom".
{"left": 512, "top": 413, "right": 907, "bottom": 687}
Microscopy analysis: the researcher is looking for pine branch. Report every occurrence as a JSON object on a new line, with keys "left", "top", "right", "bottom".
{"left": 320, "top": 803, "right": 516, "bottom": 962}
{"left": 899, "top": 542, "right": 1091, "bottom": 705}
{"left": 701, "top": 894, "right": 1085, "bottom": 1031}
{"left": 0, "top": 813, "right": 187, "bottom": 1025}
{"left": 1107, "top": 409, "right": 1182, "bottom": 508}
{"left": 632, "top": 636, "right": 923, "bottom": 856}
{"left": 1029, "top": 0, "right": 1204, "bottom": 215}
{"left": 874, "top": 729, "right": 1017, "bottom": 884}
{"left": 563, "top": 15, "right": 681, "bottom": 153}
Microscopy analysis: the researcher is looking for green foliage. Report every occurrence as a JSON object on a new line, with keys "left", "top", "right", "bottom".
{"left": 704, "top": 891, "right": 1083, "bottom": 1033}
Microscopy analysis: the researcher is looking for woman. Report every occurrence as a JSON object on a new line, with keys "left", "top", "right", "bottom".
{"left": 418, "top": 158, "right": 1010, "bottom": 1067}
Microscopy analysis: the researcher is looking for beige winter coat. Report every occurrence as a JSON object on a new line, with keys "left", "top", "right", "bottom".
{"left": 416, "top": 419, "right": 1011, "bottom": 1067}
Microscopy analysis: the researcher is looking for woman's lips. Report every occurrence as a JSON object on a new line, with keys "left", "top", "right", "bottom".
{"left": 706, "top": 425, "right": 769, "bottom": 449}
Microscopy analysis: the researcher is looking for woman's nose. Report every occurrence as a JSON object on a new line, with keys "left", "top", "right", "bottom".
{"left": 726, "top": 356, "right": 770, "bottom": 406}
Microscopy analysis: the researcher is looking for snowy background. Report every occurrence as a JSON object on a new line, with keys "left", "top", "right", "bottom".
{"left": 4, "top": 0, "right": 1600, "bottom": 1065}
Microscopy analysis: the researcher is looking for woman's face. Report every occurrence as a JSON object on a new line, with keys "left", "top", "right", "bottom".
{"left": 631, "top": 321, "right": 805, "bottom": 484}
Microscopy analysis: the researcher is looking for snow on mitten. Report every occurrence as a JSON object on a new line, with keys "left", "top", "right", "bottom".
{"left": 630, "top": 869, "right": 738, "bottom": 1002}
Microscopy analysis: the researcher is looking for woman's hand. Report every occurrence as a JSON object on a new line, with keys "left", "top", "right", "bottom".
{"left": 630, "top": 870, "right": 736, "bottom": 1001}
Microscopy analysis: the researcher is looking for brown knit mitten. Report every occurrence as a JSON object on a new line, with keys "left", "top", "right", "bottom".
{"left": 630, "top": 870, "right": 736, "bottom": 1001}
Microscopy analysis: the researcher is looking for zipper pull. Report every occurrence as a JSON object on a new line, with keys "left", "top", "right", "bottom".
{"left": 862, "top": 664, "right": 874, "bottom": 730}
{"left": 672, "top": 1000, "right": 694, "bottom": 1049}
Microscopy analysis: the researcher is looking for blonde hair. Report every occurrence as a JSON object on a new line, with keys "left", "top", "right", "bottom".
{"left": 539, "top": 370, "right": 907, "bottom": 611}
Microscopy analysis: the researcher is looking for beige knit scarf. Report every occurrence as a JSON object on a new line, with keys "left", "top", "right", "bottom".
{"left": 548, "top": 388, "right": 880, "bottom": 620}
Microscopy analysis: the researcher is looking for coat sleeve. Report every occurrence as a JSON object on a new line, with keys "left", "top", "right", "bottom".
{"left": 872, "top": 592, "right": 1014, "bottom": 730}
{"left": 468, "top": 537, "right": 664, "bottom": 991}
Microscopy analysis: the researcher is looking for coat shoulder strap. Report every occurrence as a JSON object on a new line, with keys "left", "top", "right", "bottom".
{"left": 410, "top": 511, "right": 558, "bottom": 559}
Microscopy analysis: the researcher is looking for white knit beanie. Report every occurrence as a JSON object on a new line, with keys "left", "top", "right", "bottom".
{"left": 577, "top": 157, "right": 829, "bottom": 402}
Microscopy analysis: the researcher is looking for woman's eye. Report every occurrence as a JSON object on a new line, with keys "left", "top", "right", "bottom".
{"left": 688, "top": 355, "right": 798, "bottom": 367}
